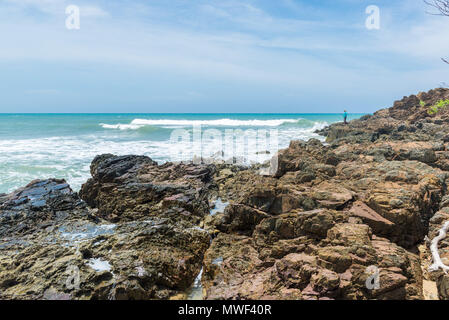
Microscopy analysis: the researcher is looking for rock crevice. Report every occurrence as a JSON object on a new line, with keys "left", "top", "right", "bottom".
{"left": 2, "top": 88, "right": 449, "bottom": 300}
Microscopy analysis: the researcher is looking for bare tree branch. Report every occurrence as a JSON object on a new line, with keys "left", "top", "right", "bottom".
{"left": 425, "top": 1, "right": 449, "bottom": 64}
{"left": 424, "top": 0, "right": 449, "bottom": 16}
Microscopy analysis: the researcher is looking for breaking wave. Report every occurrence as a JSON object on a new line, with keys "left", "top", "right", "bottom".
{"left": 100, "top": 118, "right": 310, "bottom": 130}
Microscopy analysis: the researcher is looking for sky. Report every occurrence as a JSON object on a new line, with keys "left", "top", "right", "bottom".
{"left": 0, "top": 0, "right": 448, "bottom": 113}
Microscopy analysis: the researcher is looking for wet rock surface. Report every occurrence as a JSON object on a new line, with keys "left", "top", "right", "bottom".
{"left": 79, "top": 154, "right": 215, "bottom": 224}
{"left": 3, "top": 88, "right": 449, "bottom": 300}
{"left": 0, "top": 158, "right": 211, "bottom": 300}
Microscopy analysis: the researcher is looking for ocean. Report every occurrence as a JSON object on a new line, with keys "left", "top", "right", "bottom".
{"left": 0, "top": 113, "right": 363, "bottom": 194}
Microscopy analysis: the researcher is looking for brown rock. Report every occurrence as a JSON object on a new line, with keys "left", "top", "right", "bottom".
{"left": 349, "top": 201, "right": 394, "bottom": 237}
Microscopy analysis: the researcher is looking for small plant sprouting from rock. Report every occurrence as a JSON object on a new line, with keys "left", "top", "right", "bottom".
{"left": 427, "top": 99, "right": 449, "bottom": 115}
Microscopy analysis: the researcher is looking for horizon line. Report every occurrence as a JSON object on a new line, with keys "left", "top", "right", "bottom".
{"left": 0, "top": 112, "right": 369, "bottom": 115}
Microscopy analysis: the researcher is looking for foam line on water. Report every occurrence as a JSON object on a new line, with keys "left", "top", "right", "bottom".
{"left": 100, "top": 123, "right": 144, "bottom": 130}
{"left": 100, "top": 118, "right": 307, "bottom": 130}
{"left": 0, "top": 120, "right": 330, "bottom": 194}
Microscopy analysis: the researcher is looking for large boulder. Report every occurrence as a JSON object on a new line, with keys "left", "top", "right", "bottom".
{"left": 202, "top": 209, "right": 423, "bottom": 300}
{"left": 335, "top": 160, "right": 445, "bottom": 248}
{"left": 0, "top": 175, "right": 211, "bottom": 299}
{"left": 79, "top": 155, "right": 215, "bottom": 223}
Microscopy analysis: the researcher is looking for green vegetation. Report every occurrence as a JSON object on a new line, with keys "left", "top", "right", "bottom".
{"left": 420, "top": 100, "right": 426, "bottom": 107}
{"left": 427, "top": 99, "right": 449, "bottom": 115}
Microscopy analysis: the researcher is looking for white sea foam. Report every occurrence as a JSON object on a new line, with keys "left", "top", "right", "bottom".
{"left": 101, "top": 118, "right": 303, "bottom": 130}
{"left": 187, "top": 267, "right": 204, "bottom": 300}
{"left": 210, "top": 198, "right": 230, "bottom": 216}
{"left": 0, "top": 120, "right": 329, "bottom": 194}
{"left": 100, "top": 123, "right": 144, "bottom": 130}
{"left": 87, "top": 258, "right": 112, "bottom": 272}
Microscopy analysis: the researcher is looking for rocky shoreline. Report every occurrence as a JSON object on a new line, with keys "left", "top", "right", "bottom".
{"left": 1, "top": 88, "right": 449, "bottom": 300}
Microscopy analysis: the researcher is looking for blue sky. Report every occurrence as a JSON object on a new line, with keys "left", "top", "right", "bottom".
{"left": 0, "top": 0, "right": 448, "bottom": 113}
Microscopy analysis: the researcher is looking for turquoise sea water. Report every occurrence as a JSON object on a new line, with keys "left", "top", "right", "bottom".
{"left": 0, "top": 113, "right": 363, "bottom": 193}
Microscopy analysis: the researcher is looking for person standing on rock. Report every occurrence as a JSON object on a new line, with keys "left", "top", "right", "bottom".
{"left": 343, "top": 110, "right": 348, "bottom": 124}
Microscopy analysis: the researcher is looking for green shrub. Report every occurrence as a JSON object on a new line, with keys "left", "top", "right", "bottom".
{"left": 428, "top": 99, "right": 449, "bottom": 115}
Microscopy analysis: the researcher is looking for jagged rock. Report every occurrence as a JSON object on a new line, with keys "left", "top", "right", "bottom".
{"left": 437, "top": 276, "right": 449, "bottom": 300}
{"left": 201, "top": 89, "right": 449, "bottom": 300}
{"left": 216, "top": 204, "right": 270, "bottom": 236}
{"left": 349, "top": 201, "right": 394, "bottom": 236}
{"left": 0, "top": 176, "right": 210, "bottom": 300}
{"left": 79, "top": 155, "right": 215, "bottom": 223}
{"left": 0, "top": 179, "right": 87, "bottom": 238}
{"left": 320, "top": 88, "right": 449, "bottom": 145}
{"left": 6, "top": 88, "right": 449, "bottom": 300}
{"left": 334, "top": 160, "right": 445, "bottom": 248}
{"left": 202, "top": 208, "right": 423, "bottom": 300}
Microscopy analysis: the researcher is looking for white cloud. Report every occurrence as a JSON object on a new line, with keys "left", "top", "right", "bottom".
{"left": 4, "top": 0, "right": 62, "bottom": 14}
{"left": 1, "top": 0, "right": 448, "bottom": 112}
{"left": 4, "top": 0, "right": 108, "bottom": 17}
{"left": 79, "top": 5, "right": 108, "bottom": 18}
{"left": 381, "top": 17, "right": 449, "bottom": 60}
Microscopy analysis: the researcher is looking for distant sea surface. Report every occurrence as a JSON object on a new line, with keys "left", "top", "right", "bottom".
{"left": 0, "top": 113, "right": 364, "bottom": 193}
